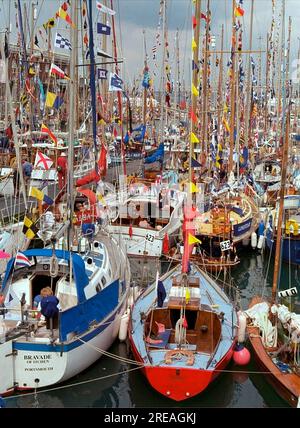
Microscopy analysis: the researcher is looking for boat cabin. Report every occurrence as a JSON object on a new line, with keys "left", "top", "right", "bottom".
{"left": 144, "top": 275, "right": 222, "bottom": 355}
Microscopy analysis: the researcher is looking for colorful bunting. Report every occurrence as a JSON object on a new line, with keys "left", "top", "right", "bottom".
{"left": 56, "top": 7, "right": 75, "bottom": 28}
{"left": 188, "top": 233, "right": 202, "bottom": 245}
{"left": 192, "top": 84, "right": 199, "bottom": 97}
{"left": 50, "top": 63, "right": 70, "bottom": 80}
{"left": 234, "top": 6, "right": 245, "bottom": 17}
{"left": 189, "top": 182, "right": 199, "bottom": 193}
{"left": 41, "top": 124, "right": 58, "bottom": 145}
{"left": 96, "top": 1, "right": 116, "bottom": 15}
{"left": 191, "top": 132, "right": 199, "bottom": 143}
{"left": 22, "top": 216, "right": 39, "bottom": 240}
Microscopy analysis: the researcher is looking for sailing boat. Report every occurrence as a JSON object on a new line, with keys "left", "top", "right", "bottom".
{"left": 128, "top": 206, "right": 238, "bottom": 401}
{"left": 245, "top": 95, "right": 300, "bottom": 406}
{"left": 0, "top": 1, "right": 131, "bottom": 396}
{"left": 129, "top": 4, "right": 237, "bottom": 399}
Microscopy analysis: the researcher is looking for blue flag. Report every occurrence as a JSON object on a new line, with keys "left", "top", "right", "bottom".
{"left": 191, "top": 157, "right": 201, "bottom": 168}
{"left": 53, "top": 96, "right": 63, "bottom": 110}
{"left": 98, "top": 68, "right": 108, "bottom": 80}
{"left": 97, "top": 23, "right": 111, "bottom": 35}
{"left": 109, "top": 72, "right": 123, "bottom": 92}
{"left": 144, "top": 143, "right": 164, "bottom": 164}
{"left": 134, "top": 125, "right": 146, "bottom": 142}
{"left": 157, "top": 280, "right": 166, "bottom": 308}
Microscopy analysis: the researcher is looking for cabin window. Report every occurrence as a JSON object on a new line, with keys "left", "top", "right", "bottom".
{"left": 101, "top": 276, "right": 107, "bottom": 287}
{"left": 96, "top": 284, "right": 102, "bottom": 293}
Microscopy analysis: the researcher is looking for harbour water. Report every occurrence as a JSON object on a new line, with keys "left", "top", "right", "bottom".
{"left": 4, "top": 247, "right": 300, "bottom": 408}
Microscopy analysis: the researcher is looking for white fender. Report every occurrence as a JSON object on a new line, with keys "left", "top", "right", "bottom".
{"left": 0, "top": 318, "right": 6, "bottom": 344}
{"left": 251, "top": 232, "right": 257, "bottom": 249}
{"left": 119, "top": 309, "right": 130, "bottom": 342}
{"left": 127, "top": 286, "right": 140, "bottom": 307}
{"left": 237, "top": 311, "right": 247, "bottom": 343}
{"left": 257, "top": 235, "right": 264, "bottom": 250}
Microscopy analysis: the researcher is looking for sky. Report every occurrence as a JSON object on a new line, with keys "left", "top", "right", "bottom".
{"left": 0, "top": 0, "right": 299, "bottom": 87}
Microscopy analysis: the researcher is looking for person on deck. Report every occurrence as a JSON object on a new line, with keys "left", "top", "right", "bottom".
{"left": 22, "top": 160, "right": 33, "bottom": 193}
{"left": 57, "top": 152, "right": 67, "bottom": 190}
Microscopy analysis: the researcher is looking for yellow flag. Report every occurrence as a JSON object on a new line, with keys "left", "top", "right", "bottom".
{"left": 189, "top": 182, "right": 199, "bottom": 193}
{"left": 188, "top": 233, "right": 202, "bottom": 245}
{"left": 185, "top": 288, "right": 191, "bottom": 304}
{"left": 192, "top": 38, "right": 197, "bottom": 50}
{"left": 192, "top": 84, "right": 199, "bottom": 97}
{"left": 45, "top": 92, "right": 56, "bottom": 108}
{"left": 29, "top": 187, "right": 44, "bottom": 201}
{"left": 190, "top": 132, "right": 199, "bottom": 143}
{"left": 223, "top": 103, "right": 228, "bottom": 113}
{"left": 222, "top": 118, "right": 230, "bottom": 132}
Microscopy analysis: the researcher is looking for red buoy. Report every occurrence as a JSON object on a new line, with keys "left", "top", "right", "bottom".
{"left": 233, "top": 344, "right": 251, "bottom": 366}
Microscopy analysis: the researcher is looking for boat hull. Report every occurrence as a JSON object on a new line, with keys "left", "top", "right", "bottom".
{"left": 5, "top": 300, "right": 126, "bottom": 393}
{"left": 248, "top": 326, "right": 300, "bottom": 408}
{"left": 129, "top": 332, "right": 235, "bottom": 402}
{"left": 266, "top": 230, "right": 300, "bottom": 265}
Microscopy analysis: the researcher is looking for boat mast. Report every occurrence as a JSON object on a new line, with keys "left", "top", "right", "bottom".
{"left": 4, "top": 0, "right": 11, "bottom": 129}
{"left": 67, "top": 0, "right": 77, "bottom": 248}
{"left": 173, "top": 28, "right": 179, "bottom": 125}
{"left": 189, "top": 0, "right": 201, "bottom": 182}
{"left": 272, "top": 10, "right": 291, "bottom": 303}
{"left": 0, "top": 33, "right": 28, "bottom": 209}
{"left": 244, "top": 0, "right": 254, "bottom": 148}
{"left": 264, "top": 33, "right": 270, "bottom": 133}
{"left": 142, "top": 29, "right": 148, "bottom": 126}
{"left": 87, "top": 0, "right": 98, "bottom": 162}
{"left": 228, "top": 0, "right": 237, "bottom": 175}
{"left": 159, "top": 0, "right": 167, "bottom": 148}
{"left": 201, "top": 0, "right": 210, "bottom": 168}
{"left": 275, "top": 0, "right": 285, "bottom": 148}
{"left": 111, "top": 0, "right": 126, "bottom": 175}
{"left": 217, "top": 24, "right": 224, "bottom": 136}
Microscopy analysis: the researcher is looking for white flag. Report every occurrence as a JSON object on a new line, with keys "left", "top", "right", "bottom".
{"left": 96, "top": 1, "right": 116, "bottom": 15}
{"left": 34, "top": 151, "right": 53, "bottom": 170}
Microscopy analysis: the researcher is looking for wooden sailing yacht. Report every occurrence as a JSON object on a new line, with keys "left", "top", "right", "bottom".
{"left": 245, "top": 38, "right": 300, "bottom": 405}
{"left": 128, "top": 0, "right": 238, "bottom": 402}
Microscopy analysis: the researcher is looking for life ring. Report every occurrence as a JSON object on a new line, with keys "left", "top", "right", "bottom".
{"left": 164, "top": 349, "right": 195, "bottom": 366}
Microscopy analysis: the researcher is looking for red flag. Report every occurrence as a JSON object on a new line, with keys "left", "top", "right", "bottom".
{"left": 113, "top": 128, "right": 118, "bottom": 138}
{"left": 5, "top": 124, "right": 13, "bottom": 139}
{"left": 162, "top": 233, "right": 169, "bottom": 254}
{"left": 192, "top": 15, "right": 197, "bottom": 29}
{"left": 182, "top": 205, "right": 198, "bottom": 273}
{"left": 98, "top": 145, "right": 107, "bottom": 176}
{"left": 179, "top": 100, "right": 186, "bottom": 110}
{"left": 61, "top": 1, "right": 68, "bottom": 11}
{"left": 189, "top": 108, "right": 197, "bottom": 124}
{"left": 129, "top": 224, "right": 133, "bottom": 238}
{"left": 41, "top": 123, "right": 58, "bottom": 145}
{"left": 182, "top": 317, "right": 188, "bottom": 329}
{"left": 83, "top": 33, "right": 88, "bottom": 47}
{"left": 201, "top": 13, "right": 207, "bottom": 21}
